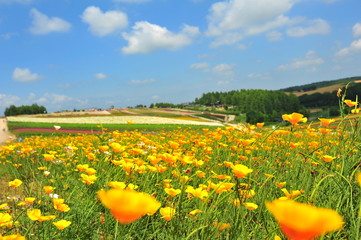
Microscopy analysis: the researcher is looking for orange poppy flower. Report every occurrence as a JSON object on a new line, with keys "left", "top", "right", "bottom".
{"left": 344, "top": 99, "right": 358, "bottom": 107}
{"left": 231, "top": 164, "right": 253, "bottom": 178}
{"left": 282, "top": 113, "right": 307, "bottom": 126}
{"left": 98, "top": 189, "right": 161, "bottom": 224}
{"left": 318, "top": 118, "right": 335, "bottom": 127}
{"left": 322, "top": 155, "right": 336, "bottom": 163}
{"left": 266, "top": 199, "right": 343, "bottom": 240}
{"left": 43, "top": 186, "right": 55, "bottom": 194}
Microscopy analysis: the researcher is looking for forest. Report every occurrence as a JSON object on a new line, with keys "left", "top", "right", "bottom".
{"left": 298, "top": 83, "right": 361, "bottom": 108}
{"left": 280, "top": 76, "right": 360, "bottom": 93}
{"left": 4, "top": 104, "right": 47, "bottom": 116}
{"left": 193, "top": 89, "right": 305, "bottom": 123}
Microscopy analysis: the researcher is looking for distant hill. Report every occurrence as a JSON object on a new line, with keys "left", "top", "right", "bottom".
{"left": 280, "top": 76, "right": 361, "bottom": 110}
{"left": 281, "top": 76, "right": 361, "bottom": 96}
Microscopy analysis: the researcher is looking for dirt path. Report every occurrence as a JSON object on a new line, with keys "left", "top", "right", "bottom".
{"left": 0, "top": 117, "right": 14, "bottom": 145}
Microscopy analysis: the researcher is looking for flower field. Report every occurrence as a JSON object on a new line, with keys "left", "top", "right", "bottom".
{"left": 0, "top": 112, "right": 360, "bottom": 239}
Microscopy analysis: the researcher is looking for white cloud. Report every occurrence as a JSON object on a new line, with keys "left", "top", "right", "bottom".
{"left": 122, "top": 21, "right": 199, "bottom": 54}
{"left": 0, "top": 94, "right": 21, "bottom": 107}
{"left": 213, "top": 63, "right": 235, "bottom": 77}
{"left": 336, "top": 39, "right": 361, "bottom": 56}
{"left": 217, "top": 80, "right": 230, "bottom": 85}
{"left": 129, "top": 78, "right": 156, "bottom": 84}
{"left": 181, "top": 24, "right": 200, "bottom": 37}
{"left": 37, "top": 93, "right": 88, "bottom": 107}
{"left": 0, "top": 32, "right": 16, "bottom": 39}
{"left": 209, "top": 32, "right": 243, "bottom": 48}
{"left": 207, "top": 0, "right": 293, "bottom": 35}
{"left": 267, "top": 31, "right": 283, "bottom": 42}
{"left": 206, "top": 0, "right": 331, "bottom": 47}
{"left": 94, "top": 73, "right": 107, "bottom": 79}
{"left": 190, "top": 62, "right": 210, "bottom": 71}
{"left": 286, "top": 19, "right": 330, "bottom": 37}
{"left": 29, "top": 8, "right": 71, "bottom": 35}
{"left": 237, "top": 43, "right": 248, "bottom": 50}
{"left": 44, "top": 93, "right": 72, "bottom": 104}
{"left": 353, "top": 23, "right": 361, "bottom": 38}
{"left": 206, "top": 0, "right": 296, "bottom": 47}
{"left": 12, "top": 68, "right": 41, "bottom": 82}
{"left": 81, "top": 6, "right": 128, "bottom": 37}
{"left": 57, "top": 83, "right": 73, "bottom": 89}
{"left": 213, "top": 63, "right": 234, "bottom": 72}
{"left": 247, "top": 73, "right": 271, "bottom": 80}
{"left": 277, "top": 51, "right": 324, "bottom": 70}
{"left": 151, "top": 95, "right": 160, "bottom": 100}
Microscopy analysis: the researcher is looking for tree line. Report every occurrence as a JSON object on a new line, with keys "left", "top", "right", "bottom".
{"left": 281, "top": 76, "right": 361, "bottom": 93}
{"left": 299, "top": 84, "right": 361, "bottom": 109}
{"left": 193, "top": 89, "right": 306, "bottom": 123}
{"left": 4, "top": 104, "right": 47, "bottom": 116}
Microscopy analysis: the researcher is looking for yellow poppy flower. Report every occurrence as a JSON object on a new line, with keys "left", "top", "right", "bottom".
{"left": 231, "top": 164, "right": 253, "bottom": 178}
{"left": 53, "top": 219, "right": 72, "bottom": 230}
{"left": 8, "top": 179, "right": 22, "bottom": 188}
{"left": 160, "top": 207, "right": 176, "bottom": 221}
{"left": 282, "top": 113, "right": 307, "bottom": 126}
{"left": 27, "top": 209, "right": 56, "bottom": 222}
{"left": 164, "top": 188, "right": 182, "bottom": 197}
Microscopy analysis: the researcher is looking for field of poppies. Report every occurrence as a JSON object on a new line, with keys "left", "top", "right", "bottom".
{"left": 0, "top": 107, "right": 360, "bottom": 239}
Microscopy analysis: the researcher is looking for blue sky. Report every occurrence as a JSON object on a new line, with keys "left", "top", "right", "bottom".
{"left": 0, "top": 0, "right": 360, "bottom": 114}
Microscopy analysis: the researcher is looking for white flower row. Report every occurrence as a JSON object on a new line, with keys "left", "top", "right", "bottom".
{"left": 7, "top": 116, "right": 224, "bottom": 126}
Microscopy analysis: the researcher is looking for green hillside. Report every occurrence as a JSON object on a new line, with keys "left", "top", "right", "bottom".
{"left": 281, "top": 76, "right": 361, "bottom": 93}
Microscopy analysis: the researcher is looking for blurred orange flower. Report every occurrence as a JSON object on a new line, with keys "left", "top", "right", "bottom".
{"left": 318, "top": 118, "right": 335, "bottom": 127}
{"left": 282, "top": 113, "right": 307, "bottom": 126}
{"left": 8, "top": 179, "right": 22, "bottom": 188}
{"left": 231, "top": 164, "right": 253, "bottom": 178}
{"left": 43, "top": 186, "right": 55, "bottom": 194}
{"left": 344, "top": 99, "right": 358, "bottom": 107}
{"left": 266, "top": 199, "right": 343, "bottom": 240}
{"left": 98, "top": 189, "right": 161, "bottom": 224}
{"left": 322, "top": 155, "right": 336, "bottom": 163}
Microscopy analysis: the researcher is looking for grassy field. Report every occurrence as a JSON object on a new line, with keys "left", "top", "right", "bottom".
{"left": 0, "top": 109, "right": 360, "bottom": 239}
